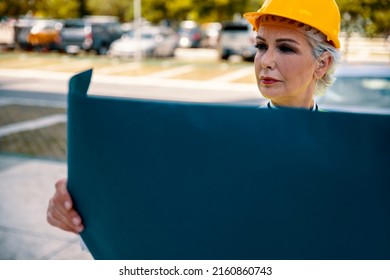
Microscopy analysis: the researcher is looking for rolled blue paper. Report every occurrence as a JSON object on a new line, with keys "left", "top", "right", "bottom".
{"left": 67, "top": 69, "right": 390, "bottom": 260}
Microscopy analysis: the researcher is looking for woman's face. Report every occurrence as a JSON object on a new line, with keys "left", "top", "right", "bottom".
{"left": 254, "top": 24, "right": 318, "bottom": 108}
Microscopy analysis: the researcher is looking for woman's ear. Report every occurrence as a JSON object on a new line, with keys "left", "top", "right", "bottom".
{"left": 314, "top": 52, "right": 332, "bottom": 79}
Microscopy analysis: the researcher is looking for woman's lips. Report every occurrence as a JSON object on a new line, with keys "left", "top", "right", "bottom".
{"left": 260, "top": 76, "right": 280, "bottom": 85}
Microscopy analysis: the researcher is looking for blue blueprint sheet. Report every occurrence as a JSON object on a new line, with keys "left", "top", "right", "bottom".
{"left": 67, "top": 69, "right": 390, "bottom": 260}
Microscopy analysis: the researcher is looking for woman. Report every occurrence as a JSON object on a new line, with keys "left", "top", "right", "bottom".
{"left": 47, "top": 0, "right": 342, "bottom": 234}
{"left": 245, "top": 0, "right": 341, "bottom": 110}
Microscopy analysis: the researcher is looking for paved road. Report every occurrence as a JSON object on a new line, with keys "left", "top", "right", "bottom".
{"left": 0, "top": 154, "right": 93, "bottom": 260}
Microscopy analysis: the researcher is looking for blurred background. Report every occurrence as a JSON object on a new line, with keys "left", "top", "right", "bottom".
{"left": 1, "top": 0, "right": 389, "bottom": 59}
{"left": 1, "top": 0, "right": 388, "bottom": 154}
{"left": 0, "top": 0, "right": 389, "bottom": 259}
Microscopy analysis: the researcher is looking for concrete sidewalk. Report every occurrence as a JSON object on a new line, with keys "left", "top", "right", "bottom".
{"left": 0, "top": 154, "right": 93, "bottom": 260}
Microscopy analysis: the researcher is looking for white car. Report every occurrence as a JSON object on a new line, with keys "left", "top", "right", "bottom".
{"left": 218, "top": 21, "right": 257, "bottom": 61}
{"left": 318, "top": 63, "right": 390, "bottom": 114}
{"left": 108, "top": 26, "right": 178, "bottom": 58}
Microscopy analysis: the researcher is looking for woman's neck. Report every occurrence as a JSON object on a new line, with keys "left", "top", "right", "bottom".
{"left": 270, "top": 98, "right": 315, "bottom": 110}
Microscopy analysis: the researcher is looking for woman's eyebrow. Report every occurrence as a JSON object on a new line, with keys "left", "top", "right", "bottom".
{"left": 276, "top": 38, "right": 300, "bottom": 45}
{"left": 255, "top": 36, "right": 300, "bottom": 45}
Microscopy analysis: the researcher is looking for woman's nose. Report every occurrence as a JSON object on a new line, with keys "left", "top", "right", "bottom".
{"left": 260, "top": 49, "right": 276, "bottom": 70}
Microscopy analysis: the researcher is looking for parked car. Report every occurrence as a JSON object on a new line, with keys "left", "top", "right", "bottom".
{"left": 108, "top": 26, "right": 178, "bottom": 58}
{"left": 27, "top": 19, "right": 63, "bottom": 50}
{"left": 14, "top": 17, "right": 35, "bottom": 50}
{"left": 0, "top": 16, "right": 16, "bottom": 49}
{"left": 200, "top": 22, "right": 222, "bottom": 48}
{"left": 218, "top": 21, "right": 256, "bottom": 61}
{"left": 318, "top": 63, "right": 390, "bottom": 114}
{"left": 178, "top": 20, "right": 202, "bottom": 48}
{"left": 59, "top": 16, "right": 122, "bottom": 55}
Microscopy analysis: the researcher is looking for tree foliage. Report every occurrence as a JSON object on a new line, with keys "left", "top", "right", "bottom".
{"left": 336, "top": 0, "right": 390, "bottom": 36}
{"left": 34, "top": 0, "right": 80, "bottom": 18}
{"left": 1, "top": 0, "right": 388, "bottom": 37}
{"left": 0, "top": 0, "right": 80, "bottom": 18}
{"left": 0, "top": 0, "right": 32, "bottom": 17}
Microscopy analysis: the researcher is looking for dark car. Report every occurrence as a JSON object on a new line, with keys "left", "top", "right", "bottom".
{"left": 318, "top": 63, "right": 390, "bottom": 114}
{"left": 218, "top": 21, "right": 257, "bottom": 61}
{"left": 59, "top": 16, "right": 122, "bottom": 55}
{"left": 178, "top": 20, "right": 202, "bottom": 48}
{"left": 14, "top": 17, "right": 35, "bottom": 50}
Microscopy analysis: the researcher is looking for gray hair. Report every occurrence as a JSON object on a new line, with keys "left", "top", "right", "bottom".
{"left": 307, "top": 36, "right": 341, "bottom": 96}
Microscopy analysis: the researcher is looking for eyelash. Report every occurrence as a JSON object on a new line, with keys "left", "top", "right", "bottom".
{"left": 254, "top": 43, "right": 267, "bottom": 50}
{"left": 254, "top": 43, "right": 296, "bottom": 54}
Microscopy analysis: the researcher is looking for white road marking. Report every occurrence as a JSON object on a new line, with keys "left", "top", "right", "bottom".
{"left": 0, "top": 68, "right": 256, "bottom": 92}
{"left": 96, "top": 62, "right": 141, "bottom": 74}
{"left": 0, "top": 114, "right": 66, "bottom": 138}
{"left": 208, "top": 67, "right": 254, "bottom": 82}
{"left": 0, "top": 97, "right": 66, "bottom": 108}
{"left": 146, "top": 65, "right": 195, "bottom": 78}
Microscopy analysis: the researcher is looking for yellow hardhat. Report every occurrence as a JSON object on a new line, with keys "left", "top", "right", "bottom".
{"left": 243, "top": 0, "right": 341, "bottom": 48}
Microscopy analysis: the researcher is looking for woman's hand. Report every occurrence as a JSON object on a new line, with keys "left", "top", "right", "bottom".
{"left": 47, "top": 178, "right": 84, "bottom": 233}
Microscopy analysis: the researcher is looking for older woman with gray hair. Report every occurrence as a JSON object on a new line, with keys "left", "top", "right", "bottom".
{"left": 244, "top": 0, "right": 341, "bottom": 111}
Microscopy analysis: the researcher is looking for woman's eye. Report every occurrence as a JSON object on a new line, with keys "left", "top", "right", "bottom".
{"left": 279, "top": 45, "right": 295, "bottom": 53}
{"left": 255, "top": 43, "right": 267, "bottom": 50}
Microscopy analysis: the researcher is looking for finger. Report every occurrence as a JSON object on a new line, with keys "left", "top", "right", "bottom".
{"left": 47, "top": 207, "right": 82, "bottom": 233}
{"left": 47, "top": 198, "right": 84, "bottom": 233}
{"left": 52, "top": 178, "right": 84, "bottom": 226}
{"left": 49, "top": 179, "right": 84, "bottom": 233}
{"left": 54, "top": 178, "right": 73, "bottom": 210}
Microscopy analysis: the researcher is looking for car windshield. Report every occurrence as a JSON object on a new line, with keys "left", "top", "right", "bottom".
{"left": 123, "top": 30, "right": 155, "bottom": 39}
{"left": 142, "top": 33, "right": 154, "bottom": 39}
{"left": 63, "top": 21, "right": 84, "bottom": 28}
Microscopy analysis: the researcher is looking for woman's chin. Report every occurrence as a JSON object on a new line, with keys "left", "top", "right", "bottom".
{"left": 258, "top": 88, "right": 284, "bottom": 101}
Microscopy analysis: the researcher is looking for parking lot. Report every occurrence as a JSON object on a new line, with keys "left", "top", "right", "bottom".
{"left": 0, "top": 49, "right": 254, "bottom": 79}
{"left": 0, "top": 50, "right": 259, "bottom": 161}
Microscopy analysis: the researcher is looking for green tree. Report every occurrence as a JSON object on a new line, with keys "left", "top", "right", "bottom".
{"left": 0, "top": 0, "right": 32, "bottom": 17}
{"left": 34, "top": 0, "right": 80, "bottom": 18}
{"left": 337, "top": 0, "right": 390, "bottom": 37}
{"left": 1, "top": 0, "right": 388, "bottom": 38}
{"left": 86, "top": 0, "right": 129, "bottom": 20}
{"left": 84, "top": 0, "right": 259, "bottom": 24}
{"left": 0, "top": 0, "right": 80, "bottom": 18}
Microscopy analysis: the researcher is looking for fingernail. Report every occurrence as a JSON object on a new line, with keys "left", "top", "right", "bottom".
{"left": 64, "top": 201, "right": 71, "bottom": 210}
{"left": 72, "top": 217, "right": 80, "bottom": 225}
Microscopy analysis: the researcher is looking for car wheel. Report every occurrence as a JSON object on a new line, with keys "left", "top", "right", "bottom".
{"left": 146, "top": 49, "right": 155, "bottom": 58}
{"left": 97, "top": 45, "right": 108, "bottom": 55}
{"left": 169, "top": 48, "right": 176, "bottom": 57}
{"left": 220, "top": 53, "right": 229, "bottom": 60}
